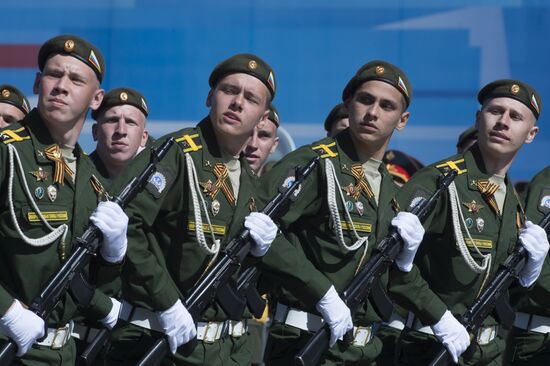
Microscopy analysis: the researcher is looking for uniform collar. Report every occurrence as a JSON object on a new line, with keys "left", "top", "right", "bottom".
{"left": 464, "top": 143, "right": 509, "bottom": 192}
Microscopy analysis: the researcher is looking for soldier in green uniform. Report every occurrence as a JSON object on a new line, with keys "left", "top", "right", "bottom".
{"left": 0, "top": 35, "right": 128, "bottom": 365}
{"left": 256, "top": 60, "right": 424, "bottom": 366}
{"left": 388, "top": 79, "right": 549, "bottom": 365}
{"left": 0, "top": 84, "right": 31, "bottom": 128}
{"left": 324, "top": 102, "right": 349, "bottom": 137}
{"left": 244, "top": 104, "right": 280, "bottom": 176}
{"left": 105, "top": 53, "right": 279, "bottom": 366}
{"left": 457, "top": 126, "right": 478, "bottom": 154}
{"left": 506, "top": 165, "right": 550, "bottom": 365}
{"left": 72, "top": 87, "right": 151, "bottom": 354}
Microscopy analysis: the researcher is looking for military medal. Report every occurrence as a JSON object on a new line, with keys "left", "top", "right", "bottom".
{"left": 476, "top": 217, "right": 485, "bottom": 232}
{"left": 462, "top": 200, "right": 484, "bottom": 214}
{"left": 47, "top": 185, "right": 57, "bottom": 202}
{"left": 342, "top": 183, "right": 362, "bottom": 201}
{"left": 34, "top": 186, "right": 45, "bottom": 200}
{"left": 30, "top": 167, "right": 49, "bottom": 182}
{"left": 345, "top": 200, "right": 354, "bottom": 212}
{"left": 465, "top": 217, "right": 474, "bottom": 229}
{"left": 211, "top": 199, "right": 221, "bottom": 216}
{"left": 200, "top": 179, "right": 217, "bottom": 196}
{"left": 356, "top": 201, "right": 364, "bottom": 216}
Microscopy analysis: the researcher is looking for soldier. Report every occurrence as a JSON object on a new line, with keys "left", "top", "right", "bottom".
{"left": 72, "top": 87, "right": 150, "bottom": 353}
{"left": 256, "top": 60, "right": 423, "bottom": 365}
{"left": 389, "top": 79, "right": 549, "bottom": 365}
{"left": 456, "top": 125, "right": 478, "bottom": 154}
{"left": 383, "top": 149, "right": 424, "bottom": 187}
{"left": 324, "top": 102, "right": 349, "bottom": 137}
{"left": 105, "top": 53, "right": 279, "bottom": 366}
{"left": 244, "top": 104, "right": 280, "bottom": 176}
{"left": 0, "top": 84, "right": 31, "bottom": 128}
{"left": 506, "top": 166, "right": 550, "bottom": 365}
{"left": 0, "top": 35, "right": 127, "bottom": 365}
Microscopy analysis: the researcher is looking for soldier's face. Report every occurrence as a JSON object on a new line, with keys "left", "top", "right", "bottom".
{"left": 207, "top": 73, "right": 270, "bottom": 141}
{"left": 244, "top": 119, "right": 279, "bottom": 174}
{"left": 476, "top": 97, "right": 538, "bottom": 159}
{"left": 93, "top": 104, "right": 148, "bottom": 170}
{"left": 328, "top": 118, "right": 349, "bottom": 137}
{"left": 0, "top": 103, "right": 25, "bottom": 128}
{"left": 346, "top": 80, "right": 409, "bottom": 150}
{"left": 34, "top": 54, "right": 103, "bottom": 127}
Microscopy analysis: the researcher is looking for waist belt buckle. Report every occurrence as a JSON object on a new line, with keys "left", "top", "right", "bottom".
{"left": 51, "top": 321, "right": 73, "bottom": 350}
{"left": 203, "top": 321, "right": 224, "bottom": 344}
{"left": 352, "top": 325, "right": 372, "bottom": 347}
{"left": 229, "top": 320, "right": 247, "bottom": 338}
{"left": 477, "top": 325, "right": 497, "bottom": 346}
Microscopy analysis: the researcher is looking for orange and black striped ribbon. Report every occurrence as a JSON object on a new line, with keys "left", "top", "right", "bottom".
{"left": 90, "top": 175, "right": 111, "bottom": 201}
{"left": 44, "top": 144, "right": 74, "bottom": 185}
{"left": 477, "top": 179, "right": 500, "bottom": 215}
{"left": 213, "top": 163, "right": 236, "bottom": 206}
{"left": 351, "top": 164, "right": 374, "bottom": 200}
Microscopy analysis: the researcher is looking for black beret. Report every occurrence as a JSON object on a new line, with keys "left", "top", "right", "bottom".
{"left": 456, "top": 126, "right": 478, "bottom": 149}
{"left": 383, "top": 149, "right": 424, "bottom": 185}
{"left": 38, "top": 35, "right": 105, "bottom": 83}
{"left": 342, "top": 60, "right": 412, "bottom": 107}
{"left": 324, "top": 103, "right": 349, "bottom": 132}
{"left": 0, "top": 84, "right": 30, "bottom": 115}
{"left": 268, "top": 104, "right": 280, "bottom": 127}
{"left": 209, "top": 53, "right": 276, "bottom": 100}
{"left": 92, "top": 87, "right": 148, "bottom": 120}
{"left": 477, "top": 79, "right": 541, "bottom": 120}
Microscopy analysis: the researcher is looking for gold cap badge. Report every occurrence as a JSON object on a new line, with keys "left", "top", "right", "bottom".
{"left": 120, "top": 92, "right": 128, "bottom": 101}
{"left": 248, "top": 60, "right": 257, "bottom": 70}
{"left": 64, "top": 39, "right": 75, "bottom": 52}
{"left": 1, "top": 89, "right": 10, "bottom": 98}
{"left": 375, "top": 66, "right": 385, "bottom": 75}
{"left": 510, "top": 84, "right": 520, "bottom": 94}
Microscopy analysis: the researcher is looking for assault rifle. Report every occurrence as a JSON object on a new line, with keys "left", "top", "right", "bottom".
{"left": 0, "top": 138, "right": 175, "bottom": 364}
{"left": 429, "top": 211, "right": 550, "bottom": 366}
{"left": 295, "top": 169, "right": 459, "bottom": 366}
{"left": 136, "top": 156, "right": 320, "bottom": 366}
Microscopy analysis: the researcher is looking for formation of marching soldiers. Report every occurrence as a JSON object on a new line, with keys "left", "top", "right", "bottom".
{"left": 0, "top": 34, "right": 550, "bottom": 366}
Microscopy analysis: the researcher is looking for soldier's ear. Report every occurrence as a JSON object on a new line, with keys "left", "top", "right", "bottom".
{"left": 524, "top": 125, "right": 539, "bottom": 145}
{"left": 33, "top": 72, "right": 41, "bottom": 94}
{"left": 475, "top": 110, "right": 481, "bottom": 129}
{"left": 141, "top": 130, "right": 149, "bottom": 147}
{"left": 206, "top": 89, "right": 213, "bottom": 107}
{"left": 395, "top": 111, "right": 410, "bottom": 131}
{"left": 89, "top": 89, "right": 105, "bottom": 110}
{"left": 269, "top": 137, "right": 280, "bottom": 154}
{"left": 91, "top": 123, "right": 98, "bottom": 141}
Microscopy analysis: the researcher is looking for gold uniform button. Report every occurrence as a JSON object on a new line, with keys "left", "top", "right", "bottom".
{"left": 1, "top": 89, "right": 10, "bottom": 98}
{"left": 120, "top": 92, "right": 128, "bottom": 101}
{"left": 64, "top": 39, "right": 75, "bottom": 52}
{"left": 248, "top": 60, "right": 257, "bottom": 70}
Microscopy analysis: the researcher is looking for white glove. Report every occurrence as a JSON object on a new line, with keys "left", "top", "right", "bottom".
{"left": 315, "top": 285, "right": 353, "bottom": 347}
{"left": 245, "top": 212, "right": 277, "bottom": 257}
{"left": 156, "top": 299, "right": 196, "bottom": 354}
{"left": 518, "top": 221, "right": 550, "bottom": 287}
{"left": 90, "top": 201, "right": 128, "bottom": 263}
{"left": 99, "top": 298, "right": 121, "bottom": 330}
{"left": 392, "top": 212, "right": 425, "bottom": 272}
{"left": 431, "top": 310, "right": 470, "bottom": 363}
{"left": 0, "top": 300, "right": 45, "bottom": 356}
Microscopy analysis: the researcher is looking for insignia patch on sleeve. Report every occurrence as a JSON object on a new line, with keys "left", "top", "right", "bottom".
{"left": 406, "top": 187, "right": 431, "bottom": 212}
{"left": 146, "top": 165, "right": 174, "bottom": 199}
{"left": 538, "top": 188, "right": 550, "bottom": 214}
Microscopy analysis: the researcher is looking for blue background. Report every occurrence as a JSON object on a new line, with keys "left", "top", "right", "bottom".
{"left": 1, "top": 0, "right": 548, "bottom": 180}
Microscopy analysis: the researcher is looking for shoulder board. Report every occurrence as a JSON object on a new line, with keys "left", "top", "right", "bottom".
{"left": 0, "top": 126, "right": 30, "bottom": 145}
{"left": 311, "top": 141, "right": 338, "bottom": 159}
{"left": 175, "top": 133, "right": 202, "bottom": 153}
{"left": 435, "top": 158, "right": 467, "bottom": 175}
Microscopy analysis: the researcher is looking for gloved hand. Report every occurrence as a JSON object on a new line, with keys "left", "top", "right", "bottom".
{"left": 431, "top": 310, "right": 470, "bottom": 363}
{"left": 392, "top": 212, "right": 425, "bottom": 272}
{"left": 156, "top": 299, "right": 196, "bottom": 354}
{"left": 245, "top": 212, "right": 277, "bottom": 257}
{"left": 518, "top": 221, "right": 550, "bottom": 287}
{"left": 99, "top": 298, "right": 121, "bottom": 330}
{"left": 0, "top": 299, "right": 45, "bottom": 356}
{"left": 315, "top": 285, "right": 353, "bottom": 347}
{"left": 90, "top": 201, "right": 128, "bottom": 263}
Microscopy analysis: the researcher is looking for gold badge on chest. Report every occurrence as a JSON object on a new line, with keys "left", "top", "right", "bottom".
{"left": 462, "top": 200, "right": 484, "bottom": 214}
{"left": 30, "top": 167, "right": 49, "bottom": 182}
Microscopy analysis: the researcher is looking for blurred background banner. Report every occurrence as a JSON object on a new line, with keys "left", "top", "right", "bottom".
{"left": 1, "top": 0, "right": 548, "bottom": 179}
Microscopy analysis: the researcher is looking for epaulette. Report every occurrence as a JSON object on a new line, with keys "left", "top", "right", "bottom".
{"left": 175, "top": 132, "right": 202, "bottom": 153}
{"left": 311, "top": 141, "right": 338, "bottom": 158}
{"left": 435, "top": 158, "right": 467, "bottom": 175}
{"left": 0, "top": 126, "right": 30, "bottom": 145}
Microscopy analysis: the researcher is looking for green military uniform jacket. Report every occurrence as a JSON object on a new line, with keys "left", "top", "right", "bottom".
{"left": 0, "top": 109, "right": 112, "bottom": 325}
{"left": 510, "top": 165, "right": 550, "bottom": 316}
{"left": 121, "top": 117, "right": 259, "bottom": 320}
{"left": 389, "top": 144, "right": 524, "bottom": 326}
{"left": 257, "top": 129, "right": 397, "bottom": 323}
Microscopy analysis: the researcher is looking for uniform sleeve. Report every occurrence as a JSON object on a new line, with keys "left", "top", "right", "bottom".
{"left": 122, "top": 143, "right": 182, "bottom": 311}
{"left": 0, "top": 144, "right": 15, "bottom": 315}
{"left": 388, "top": 167, "right": 448, "bottom": 325}
{"left": 257, "top": 151, "right": 333, "bottom": 307}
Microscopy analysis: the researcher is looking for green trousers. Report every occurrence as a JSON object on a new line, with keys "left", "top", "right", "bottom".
{"left": 0, "top": 336, "right": 77, "bottom": 366}
{"left": 396, "top": 328, "right": 505, "bottom": 366}
{"left": 506, "top": 326, "right": 550, "bottom": 365}
{"left": 264, "top": 322, "right": 382, "bottom": 366}
{"left": 375, "top": 324, "right": 402, "bottom": 366}
{"left": 104, "top": 320, "right": 255, "bottom": 366}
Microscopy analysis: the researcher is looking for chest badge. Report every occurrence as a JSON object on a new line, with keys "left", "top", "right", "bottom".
{"left": 211, "top": 199, "right": 221, "bottom": 216}
{"left": 355, "top": 201, "right": 365, "bottom": 216}
{"left": 30, "top": 167, "right": 49, "bottom": 182}
{"left": 462, "top": 200, "right": 484, "bottom": 214}
{"left": 34, "top": 186, "right": 45, "bottom": 200}
{"left": 342, "top": 183, "right": 362, "bottom": 201}
{"left": 47, "top": 185, "right": 57, "bottom": 202}
{"left": 476, "top": 217, "right": 485, "bottom": 232}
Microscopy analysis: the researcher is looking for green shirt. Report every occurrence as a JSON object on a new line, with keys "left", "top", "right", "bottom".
{"left": 121, "top": 118, "right": 259, "bottom": 321}
{"left": 0, "top": 109, "right": 112, "bottom": 325}
{"left": 388, "top": 144, "right": 524, "bottom": 326}
{"left": 257, "top": 129, "right": 397, "bottom": 323}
